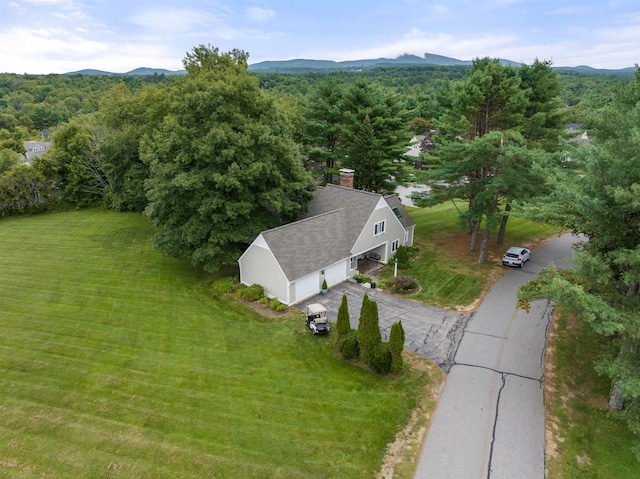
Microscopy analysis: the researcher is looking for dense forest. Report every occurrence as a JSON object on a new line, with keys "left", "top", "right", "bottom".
{"left": 1, "top": 46, "right": 639, "bottom": 455}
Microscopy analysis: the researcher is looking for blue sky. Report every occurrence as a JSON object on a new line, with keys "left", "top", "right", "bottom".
{"left": 1, "top": 0, "right": 638, "bottom": 74}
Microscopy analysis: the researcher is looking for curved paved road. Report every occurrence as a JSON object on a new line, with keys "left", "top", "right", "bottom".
{"left": 415, "top": 233, "right": 577, "bottom": 479}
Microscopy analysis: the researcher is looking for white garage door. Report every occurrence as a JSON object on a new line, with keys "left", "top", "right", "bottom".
{"left": 325, "top": 261, "right": 347, "bottom": 287}
{"left": 294, "top": 271, "right": 320, "bottom": 303}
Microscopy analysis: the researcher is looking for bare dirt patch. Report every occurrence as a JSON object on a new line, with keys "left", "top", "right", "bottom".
{"left": 545, "top": 309, "right": 561, "bottom": 472}
{"left": 378, "top": 352, "right": 446, "bottom": 479}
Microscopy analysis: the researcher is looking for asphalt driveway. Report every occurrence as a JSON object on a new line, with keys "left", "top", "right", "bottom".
{"left": 415, "top": 233, "right": 579, "bottom": 478}
{"left": 297, "top": 281, "right": 469, "bottom": 371}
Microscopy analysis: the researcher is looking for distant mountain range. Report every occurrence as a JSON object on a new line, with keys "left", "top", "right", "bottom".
{"left": 64, "top": 67, "right": 187, "bottom": 77}
{"left": 64, "top": 53, "right": 637, "bottom": 76}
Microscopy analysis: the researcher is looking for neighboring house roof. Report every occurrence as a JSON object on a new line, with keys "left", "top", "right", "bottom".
{"left": 257, "top": 184, "right": 415, "bottom": 282}
{"left": 23, "top": 141, "right": 51, "bottom": 163}
{"left": 405, "top": 134, "right": 426, "bottom": 158}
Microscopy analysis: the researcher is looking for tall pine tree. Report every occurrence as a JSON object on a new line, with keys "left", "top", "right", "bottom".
{"left": 519, "top": 68, "right": 640, "bottom": 458}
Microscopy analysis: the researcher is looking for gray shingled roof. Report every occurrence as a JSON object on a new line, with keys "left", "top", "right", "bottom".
{"left": 262, "top": 209, "right": 351, "bottom": 281}
{"left": 384, "top": 195, "right": 416, "bottom": 230}
{"left": 299, "top": 184, "right": 383, "bottom": 247}
{"left": 260, "top": 184, "right": 414, "bottom": 281}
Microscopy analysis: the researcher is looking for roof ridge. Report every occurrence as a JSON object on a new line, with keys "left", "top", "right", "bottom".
{"left": 262, "top": 208, "right": 345, "bottom": 235}
{"left": 324, "top": 183, "right": 383, "bottom": 197}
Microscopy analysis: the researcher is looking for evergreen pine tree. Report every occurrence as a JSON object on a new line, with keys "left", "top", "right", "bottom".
{"left": 389, "top": 321, "right": 405, "bottom": 373}
{"left": 335, "top": 294, "right": 351, "bottom": 345}
{"left": 358, "top": 296, "right": 382, "bottom": 364}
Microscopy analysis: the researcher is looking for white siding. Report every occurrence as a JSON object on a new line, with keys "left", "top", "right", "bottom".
{"left": 238, "top": 238, "right": 289, "bottom": 304}
{"left": 294, "top": 272, "right": 320, "bottom": 304}
{"left": 324, "top": 260, "right": 347, "bottom": 287}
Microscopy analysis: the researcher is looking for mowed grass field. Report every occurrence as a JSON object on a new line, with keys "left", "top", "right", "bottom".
{"left": 0, "top": 209, "right": 435, "bottom": 479}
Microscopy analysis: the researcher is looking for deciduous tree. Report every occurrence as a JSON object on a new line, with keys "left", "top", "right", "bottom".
{"left": 143, "top": 45, "right": 315, "bottom": 271}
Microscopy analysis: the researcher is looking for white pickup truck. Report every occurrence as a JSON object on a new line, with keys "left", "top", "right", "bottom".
{"left": 305, "top": 303, "right": 331, "bottom": 335}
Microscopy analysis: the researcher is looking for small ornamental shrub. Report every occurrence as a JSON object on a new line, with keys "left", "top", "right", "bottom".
{"left": 368, "top": 342, "right": 392, "bottom": 374}
{"left": 388, "top": 275, "right": 418, "bottom": 294}
{"left": 377, "top": 279, "right": 388, "bottom": 290}
{"left": 212, "top": 276, "right": 236, "bottom": 293}
{"left": 393, "top": 245, "right": 410, "bottom": 269}
{"left": 393, "top": 245, "right": 419, "bottom": 269}
{"left": 234, "top": 284, "right": 247, "bottom": 298}
{"left": 258, "top": 295, "right": 269, "bottom": 306}
{"left": 339, "top": 330, "right": 359, "bottom": 360}
{"left": 322, "top": 278, "right": 328, "bottom": 290}
{"left": 241, "top": 283, "right": 264, "bottom": 302}
{"left": 269, "top": 298, "right": 286, "bottom": 311}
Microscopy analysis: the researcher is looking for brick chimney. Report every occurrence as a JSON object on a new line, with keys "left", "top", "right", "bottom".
{"left": 339, "top": 168, "right": 354, "bottom": 189}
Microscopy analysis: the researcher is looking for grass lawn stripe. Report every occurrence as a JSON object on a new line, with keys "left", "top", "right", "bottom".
{"left": 0, "top": 208, "right": 431, "bottom": 478}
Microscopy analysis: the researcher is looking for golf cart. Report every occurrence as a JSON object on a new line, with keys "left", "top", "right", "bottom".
{"left": 305, "top": 303, "right": 331, "bottom": 335}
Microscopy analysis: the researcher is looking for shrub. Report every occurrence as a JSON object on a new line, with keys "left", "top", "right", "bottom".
{"left": 339, "top": 330, "right": 359, "bottom": 360}
{"left": 353, "top": 274, "right": 372, "bottom": 283}
{"left": 393, "top": 245, "right": 410, "bottom": 269}
{"left": 388, "top": 275, "right": 418, "bottom": 294}
{"left": 335, "top": 294, "right": 351, "bottom": 344}
{"left": 269, "top": 298, "right": 286, "bottom": 311}
{"left": 377, "top": 278, "right": 388, "bottom": 290}
{"left": 389, "top": 321, "right": 405, "bottom": 373}
{"left": 240, "top": 283, "right": 264, "bottom": 302}
{"left": 393, "top": 245, "right": 418, "bottom": 269}
{"left": 322, "top": 278, "right": 328, "bottom": 290}
{"left": 357, "top": 297, "right": 381, "bottom": 364}
{"left": 369, "top": 342, "right": 392, "bottom": 374}
{"left": 234, "top": 284, "right": 247, "bottom": 298}
{"left": 211, "top": 276, "right": 236, "bottom": 293}
{"left": 258, "top": 295, "right": 269, "bottom": 306}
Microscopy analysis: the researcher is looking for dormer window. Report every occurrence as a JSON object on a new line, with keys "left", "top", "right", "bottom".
{"left": 374, "top": 220, "right": 386, "bottom": 236}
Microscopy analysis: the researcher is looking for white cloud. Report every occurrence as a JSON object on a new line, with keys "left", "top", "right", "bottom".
{"left": 549, "top": 6, "right": 591, "bottom": 15}
{"left": 19, "top": 0, "right": 74, "bottom": 5}
{"left": 0, "top": 25, "right": 181, "bottom": 74}
{"left": 432, "top": 5, "right": 449, "bottom": 15}
{"left": 128, "top": 8, "right": 213, "bottom": 33}
{"left": 246, "top": 7, "right": 275, "bottom": 22}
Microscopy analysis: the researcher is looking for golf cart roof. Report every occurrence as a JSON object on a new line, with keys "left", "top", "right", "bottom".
{"left": 306, "top": 303, "right": 326, "bottom": 315}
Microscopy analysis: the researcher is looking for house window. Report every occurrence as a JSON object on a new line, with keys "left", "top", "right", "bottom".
{"left": 391, "top": 239, "right": 400, "bottom": 253}
{"left": 374, "top": 220, "right": 386, "bottom": 236}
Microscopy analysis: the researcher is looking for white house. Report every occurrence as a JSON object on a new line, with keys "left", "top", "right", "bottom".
{"left": 238, "top": 169, "right": 415, "bottom": 305}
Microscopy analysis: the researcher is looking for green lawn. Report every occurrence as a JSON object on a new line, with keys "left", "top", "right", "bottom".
{"left": 0, "top": 209, "right": 436, "bottom": 479}
{"left": 380, "top": 201, "right": 562, "bottom": 308}
{"left": 546, "top": 312, "right": 640, "bottom": 478}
